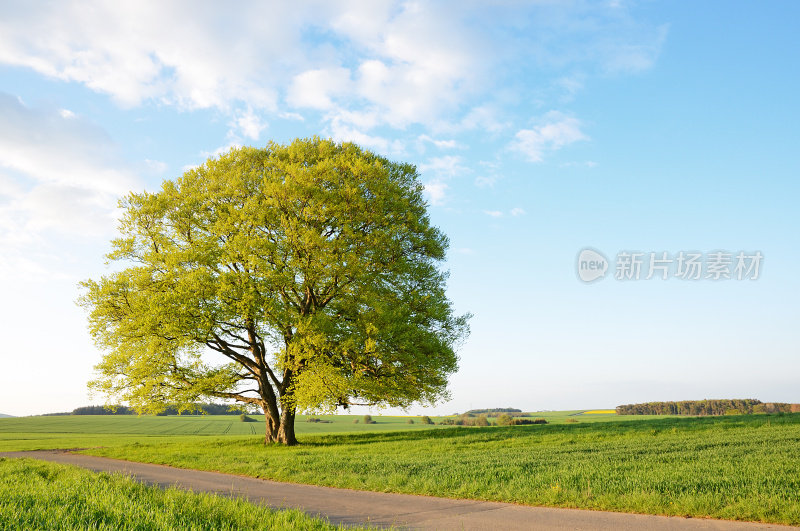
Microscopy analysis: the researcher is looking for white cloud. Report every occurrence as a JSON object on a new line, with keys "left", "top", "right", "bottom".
{"left": 423, "top": 180, "right": 448, "bottom": 207}
{"left": 418, "top": 156, "right": 467, "bottom": 179}
{"left": 416, "top": 155, "right": 471, "bottom": 206}
{"left": 326, "top": 121, "right": 403, "bottom": 156}
{"left": 511, "top": 111, "right": 588, "bottom": 162}
{"left": 0, "top": 1, "right": 485, "bottom": 132}
{"left": 287, "top": 67, "right": 352, "bottom": 110}
{"left": 484, "top": 210, "right": 503, "bottom": 218}
{"left": 0, "top": 1, "right": 301, "bottom": 110}
{"left": 0, "top": 1, "right": 664, "bottom": 151}
{"left": 0, "top": 93, "right": 138, "bottom": 198}
{"left": 0, "top": 94, "right": 142, "bottom": 279}
{"left": 511, "top": 207, "right": 526, "bottom": 217}
{"left": 457, "top": 105, "right": 508, "bottom": 133}
{"left": 278, "top": 112, "right": 305, "bottom": 122}
{"left": 418, "top": 135, "right": 458, "bottom": 149}
{"left": 229, "top": 108, "right": 267, "bottom": 141}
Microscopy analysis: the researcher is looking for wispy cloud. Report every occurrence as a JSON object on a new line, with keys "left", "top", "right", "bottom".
{"left": 0, "top": 1, "right": 664, "bottom": 152}
{"left": 511, "top": 111, "right": 588, "bottom": 162}
{"left": 423, "top": 180, "right": 448, "bottom": 207}
{"left": 418, "top": 135, "right": 458, "bottom": 150}
{"left": 0, "top": 93, "right": 142, "bottom": 276}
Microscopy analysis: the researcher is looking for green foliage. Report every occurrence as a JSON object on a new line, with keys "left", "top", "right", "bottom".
{"left": 420, "top": 416, "right": 433, "bottom": 425}
{"left": 496, "top": 414, "right": 513, "bottom": 426}
{"left": 507, "top": 418, "right": 547, "bottom": 425}
{"left": 362, "top": 415, "right": 376, "bottom": 425}
{"left": 82, "top": 414, "right": 800, "bottom": 525}
{"left": 406, "top": 418, "right": 414, "bottom": 424}
{"left": 616, "top": 399, "right": 796, "bottom": 416}
{"left": 473, "top": 415, "right": 489, "bottom": 426}
{"left": 0, "top": 458, "right": 357, "bottom": 530}
{"left": 464, "top": 408, "right": 522, "bottom": 416}
{"left": 79, "top": 138, "right": 470, "bottom": 444}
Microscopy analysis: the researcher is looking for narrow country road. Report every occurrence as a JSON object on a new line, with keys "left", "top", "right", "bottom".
{"left": 1, "top": 450, "right": 795, "bottom": 531}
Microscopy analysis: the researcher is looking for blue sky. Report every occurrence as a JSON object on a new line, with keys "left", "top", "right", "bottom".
{"left": 1, "top": 1, "right": 798, "bottom": 416}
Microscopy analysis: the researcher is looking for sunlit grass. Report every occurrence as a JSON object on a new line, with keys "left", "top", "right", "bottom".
{"left": 0, "top": 458, "right": 361, "bottom": 530}
{"left": 79, "top": 414, "right": 800, "bottom": 525}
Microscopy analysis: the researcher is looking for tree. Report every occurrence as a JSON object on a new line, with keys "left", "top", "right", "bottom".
{"left": 80, "top": 138, "right": 470, "bottom": 445}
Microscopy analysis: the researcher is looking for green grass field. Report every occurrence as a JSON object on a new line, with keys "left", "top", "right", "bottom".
{"left": 3, "top": 412, "right": 798, "bottom": 525}
{"left": 0, "top": 457, "right": 361, "bottom": 530}
{"left": 0, "top": 410, "right": 667, "bottom": 451}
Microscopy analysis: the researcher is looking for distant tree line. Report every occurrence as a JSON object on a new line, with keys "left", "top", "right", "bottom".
{"left": 462, "top": 408, "right": 530, "bottom": 417}
{"left": 43, "top": 403, "right": 258, "bottom": 416}
{"left": 464, "top": 408, "right": 521, "bottom": 415}
{"left": 616, "top": 399, "right": 800, "bottom": 416}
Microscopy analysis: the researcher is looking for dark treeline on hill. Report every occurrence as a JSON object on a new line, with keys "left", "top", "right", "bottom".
{"left": 43, "top": 404, "right": 255, "bottom": 416}
{"left": 617, "top": 399, "right": 800, "bottom": 416}
{"left": 464, "top": 408, "right": 527, "bottom": 417}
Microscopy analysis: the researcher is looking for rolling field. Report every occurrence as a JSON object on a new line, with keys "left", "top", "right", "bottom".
{"left": 81, "top": 414, "right": 800, "bottom": 525}
{"left": 3, "top": 412, "right": 798, "bottom": 524}
{"left": 0, "top": 410, "right": 660, "bottom": 451}
{"left": 0, "top": 414, "right": 441, "bottom": 450}
{"left": 0, "top": 458, "right": 359, "bottom": 530}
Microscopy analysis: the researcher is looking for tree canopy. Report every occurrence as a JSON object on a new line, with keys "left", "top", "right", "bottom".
{"left": 80, "top": 138, "right": 469, "bottom": 444}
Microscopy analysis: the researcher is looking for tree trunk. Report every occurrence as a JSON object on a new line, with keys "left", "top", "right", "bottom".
{"left": 277, "top": 406, "right": 298, "bottom": 445}
{"left": 262, "top": 397, "right": 281, "bottom": 444}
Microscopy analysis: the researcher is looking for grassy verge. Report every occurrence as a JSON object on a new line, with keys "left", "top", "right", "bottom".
{"left": 82, "top": 414, "right": 800, "bottom": 525}
{"left": 0, "top": 457, "right": 359, "bottom": 530}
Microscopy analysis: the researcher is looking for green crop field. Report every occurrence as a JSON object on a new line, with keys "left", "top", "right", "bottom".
{"left": 0, "top": 414, "right": 443, "bottom": 450}
{"left": 3, "top": 412, "right": 798, "bottom": 525}
{"left": 0, "top": 457, "right": 363, "bottom": 530}
{"left": 0, "top": 410, "right": 664, "bottom": 451}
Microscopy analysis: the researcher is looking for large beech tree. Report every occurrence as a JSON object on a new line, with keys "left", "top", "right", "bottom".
{"left": 80, "top": 138, "right": 469, "bottom": 445}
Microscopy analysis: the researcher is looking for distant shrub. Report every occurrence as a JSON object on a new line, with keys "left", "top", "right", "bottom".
{"left": 352, "top": 419, "right": 359, "bottom": 424}
{"left": 420, "top": 416, "right": 433, "bottom": 425}
{"left": 239, "top": 414, "right": 256, "bottom": 422}
{"left": 496, "top": 414, "right": 513, "bottom": 426}
{"left": 509, "top": 418, "right": 547, "bottom": 425}
{"left": 304, "top": 417, "right": 331, "bottom": 423}
{"left": 363, "top": 415, "right": 376, "bottom": 424}
{"left": 565, "top": 418, "right": 578, "bottom": 423}
{"left": 438, "top": 418, "right": 456, "bottom": 425}
{"left": 473, "top": 415, "right": 490, "bottom": 426}
{"left": 406, "top": 418, "right": 415, "bottom": 424}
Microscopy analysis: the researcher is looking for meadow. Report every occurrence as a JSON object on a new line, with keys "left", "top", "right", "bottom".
{"left": 2, "top": 412, "right": 798, "bottom": 525}
{"left": 0, "top": 458, "right": 362, "bottom": 530}
{"left": 0, "top": 410, "right": 656, "bottom": 451}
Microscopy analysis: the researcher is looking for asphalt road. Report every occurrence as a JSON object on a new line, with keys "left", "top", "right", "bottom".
{"left": 1, "top": 450, "right": 795, "bottom": 530}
